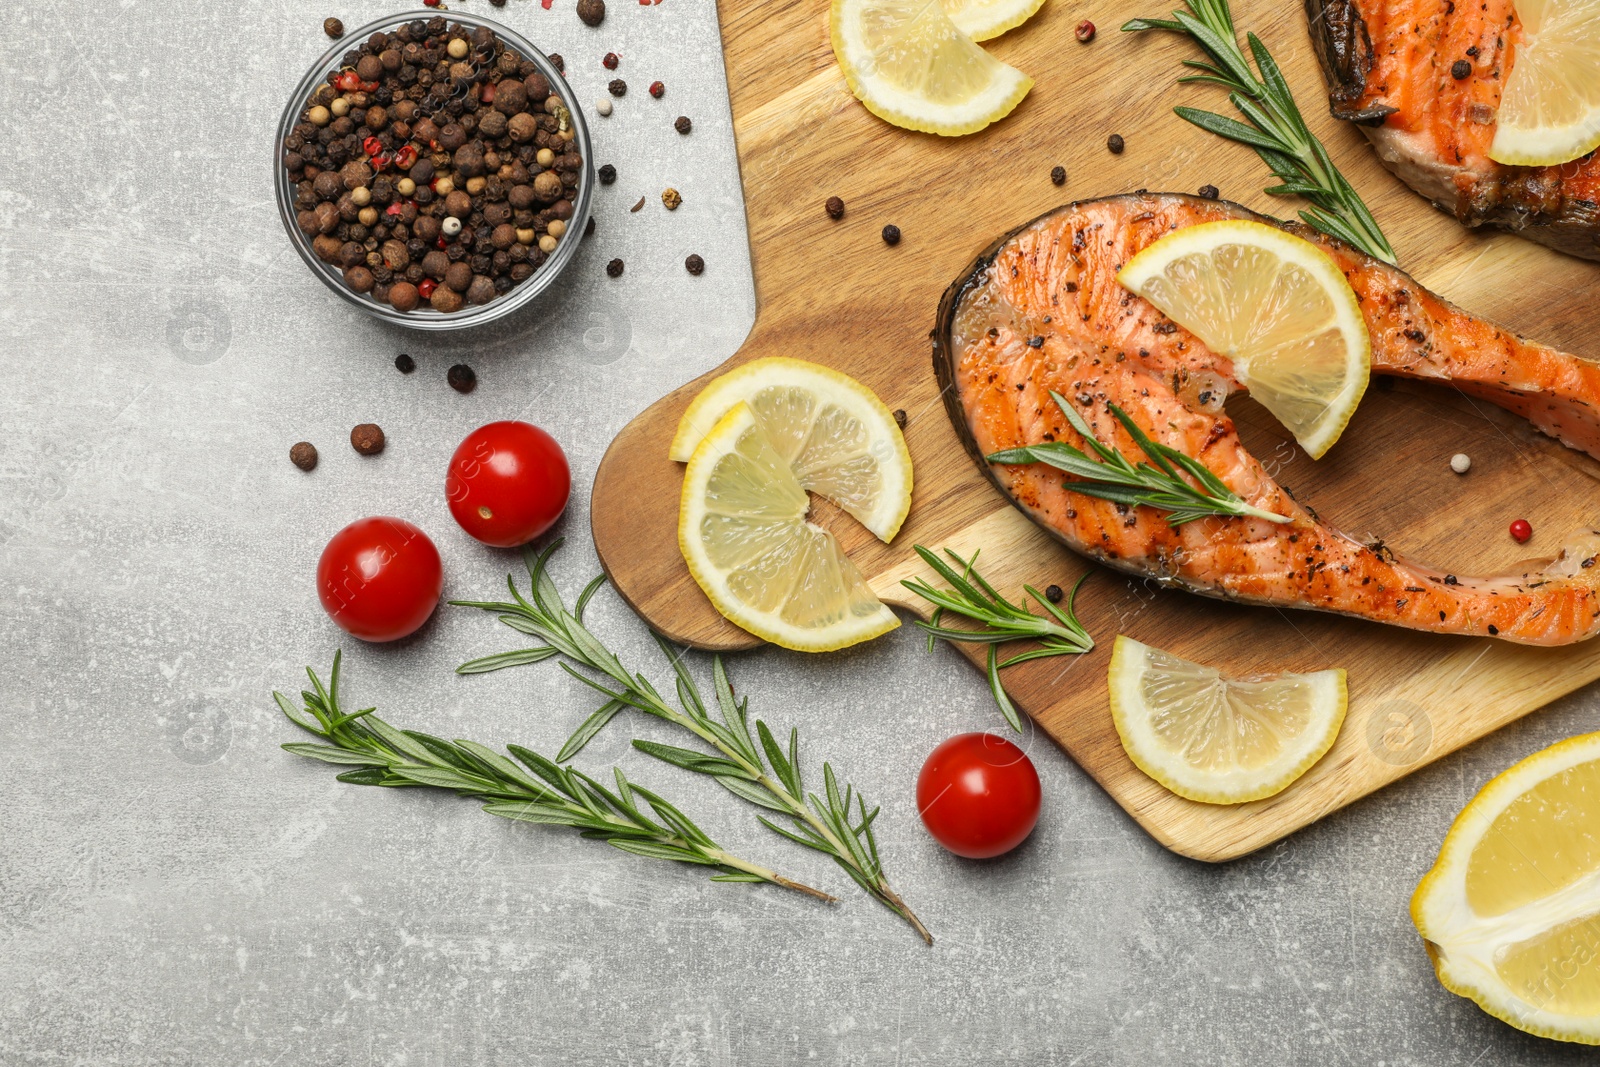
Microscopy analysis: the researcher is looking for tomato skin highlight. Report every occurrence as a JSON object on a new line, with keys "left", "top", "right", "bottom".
{"left": 446, "top": 421, "right": 571, "bottom": 548}
{"left": 916, "top": 733, "right": 1041, "bottom": 859}
{"left": 316, "top": 517, "right": 443, "bottom": 642}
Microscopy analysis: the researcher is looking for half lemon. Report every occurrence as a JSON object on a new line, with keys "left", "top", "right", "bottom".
{"left": 1489, "top": 0, "right": 1600, "bottom": 166}
{"left": 679, "top": 404, "right": 900, "bottom": 652}
{"left": 1107, "top": 635, "right": 1347, "bottom": 804}
{"left": 831, "top": 0, "right": 1034, "bottom": 136}
{"left": 671, "top": 357, "right": 912, "bottom": 542}
{"left": 942, "top": 0, "right": 1048, "bottom": 41}
{"left": 1117, "top": 220, "right": 1371, "bottom": 460}
{"left": 1412, "top": 731, "right": 1600, "bottom": 1044}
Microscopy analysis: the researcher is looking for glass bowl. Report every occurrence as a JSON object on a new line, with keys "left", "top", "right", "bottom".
{"left": 273, "top": 11, "right": 594, "bottom": 331}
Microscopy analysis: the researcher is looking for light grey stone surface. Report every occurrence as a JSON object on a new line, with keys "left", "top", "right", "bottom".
{"left": 2, "top": 2, "right": 1596, "bottom": 1064}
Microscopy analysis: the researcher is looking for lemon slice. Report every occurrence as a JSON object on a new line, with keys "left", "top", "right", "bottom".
{"left": 679, "top": 404, "right": 900, "bottom": 652}
{"left": 671, "top": 357, "right": 912, "bottom": 543}
{"left": 942, "top": 0, "right": 1048, "bottom": 41}
{"left": 1489, "top": 0, "right": 1600, "bottom": 166}
{"left": 1107, "top": 635, "right": 1347, "bottom": 804}
{"left": 1117, "top": 220, "right": 1371, "bottom": 460}
{"left": 1412, "top": 732, "right": 1600, "bottom": 1044}
{"left": 831, "top": 0, "right": 1034, "bottom": 136}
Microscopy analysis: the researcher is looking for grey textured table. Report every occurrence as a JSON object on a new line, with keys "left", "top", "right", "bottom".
{"left": 2, "top": 3, "right": 1596, "bottom": 1064}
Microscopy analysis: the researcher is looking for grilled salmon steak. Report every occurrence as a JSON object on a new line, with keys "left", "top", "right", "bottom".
{"left": 936, "top": 194, "right": 1600, "bottom": 645}
{"left": 1306, "top": 0, "right": 1600, "bottom": 260}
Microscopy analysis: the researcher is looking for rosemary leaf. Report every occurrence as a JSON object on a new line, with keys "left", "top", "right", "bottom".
{"left": 452, "top": 540, "right": 932, "bottom": 945}
{"left": 275, "top": 651, "right": 832, "bottom": 902}
{"left": 1124, "top": 0, "right": 1397, "bottom": 263}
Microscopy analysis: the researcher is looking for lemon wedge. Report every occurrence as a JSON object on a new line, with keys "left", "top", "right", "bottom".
{"left": 671, "top": 357, "right": 913, "bottom": 543}
{"left": 1413, "top": 732, "right": 1600, "bottom": 1045}
{"left": 941, "top": 0, "right": 1048, "bottom": 41}
{"left": 1117, "top": 220, "right": 1371, "bottom": 460}
{"left": 1107, "top": 635, "right": 1347, "bottom": 804}
{"left": 679, "top": 404, "right": 900, "bottom": 652}
{"left": 1489, "top": 0, "right": 1600, "bottom": 166}
{"left": 831, "top": 0, "right": 1033, "bottom": 136}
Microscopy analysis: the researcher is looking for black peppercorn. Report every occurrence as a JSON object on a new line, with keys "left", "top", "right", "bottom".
{"left": 290, "top": 442, "right": 319, "bottom": 471}
{"left": 882, "top": 224, "right": 901, "bottom": 246}
{"left": 584, "top": 216, "right": 596, "bottom": 237}
{"left": 1050, "top": 165, "right": 1066, "bottom": 186}
{"left": 825, "top": 195, "right": 845, "bottom": 220}
{"left": 324, "top": 17, "right": 344, "bottom": 38}
{"left": 447, "top": 364, "right": 477, "bottom": 393}
{"left": 606, "top": 257, "right": 625, "bottom": 277}
{"left": 608, "top": 79, "right": 627, "bottom": 97}
{"left": 1198, "top": 184, "right": 1220, "bottom": 199}
{"left": 685, "top": 253, "right": 705, "bottom": 275}
{"left": 893, "top": 409, "right": 907, "bottom": 430}
{"left": 548, "top": 53, "right": 564, "bottom": 72}
{"left": 1045, "top": 584, "right": 1064, "bottom": 604}
{"left": 577, "top": 0, "right": 605, "bottom": 27}
{"left": 350, "top": 424, "right": 386, "bottom": 456}
{"left": 598, "top": 162, "right": 617, "bottom": 184}
{"left": 674, "top": 115, "right": 692, "bottom": 134}
{"left": 1451, "top": 58, "right": 1472, "bottom": 79}
{"left": 394, "top": 353, "right": 416, "bottom": 373}
{"left": 1107, "top": 133, "right": 1125, "bottom": 154}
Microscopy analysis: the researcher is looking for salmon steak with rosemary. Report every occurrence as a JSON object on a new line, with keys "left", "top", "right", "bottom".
{"left": 1305, "top": 0, "right": 1600, "bottom": 260}
{"left": 935, "top": 193, "right": 1600, "bottom": 645}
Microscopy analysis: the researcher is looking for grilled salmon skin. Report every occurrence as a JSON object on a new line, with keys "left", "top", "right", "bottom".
{"left": 1306, "top": 0, "right": 1600, "bottom": 260}
{"left": 935, "top": 194, "right": 1600, "bottom": 645}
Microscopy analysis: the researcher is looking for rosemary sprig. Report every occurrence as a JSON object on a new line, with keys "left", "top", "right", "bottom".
{"left": 452, "top": 540, "right": 931, "bottom": 944}
{"left": 901, "top": 546, "right": 1093, "bottom": 732}
{"left": 1123, "top": 0, "right": 1396, "bottom": 263}
{"left": 988, "top": 391, "right": 1290, "bottom": 526}
{"left": 275, "top": 651, "right": 833, "bottom": 901}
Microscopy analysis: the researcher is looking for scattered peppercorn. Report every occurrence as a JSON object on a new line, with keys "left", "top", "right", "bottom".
{"left": 598, "top": 163, "right": 618, "bottom": 184}
{"left": 1107, "top": 134, "right": 1125, "bottom": 154}
{"left": 447, "top": 364, "right": 477, "bottom": 393}
{"left": 662, "top": 187, "right": 682, "bottom": 210}
{"left": 1045, "top": 584, "right": 1064, "bottom": 603}
{"left": 548, "top": 53, "right": 565, "bottom": 72}
{"left": 608, "top": 79, "right": 627, "bottom": 97}
{"left": 825, "top": 196, "right": 845, "bottom": 220}
{"left": 607, "top": 258, "right": 625, "bottom": 277}
{"left": 674, "top": 115, "right": 692, "bottom": 134}
{"left": 596, "top": 97, "right": 614, "bottom": 117}
{"left": 1075, "top": 20, "right": 1096, "bottom": 42}
{"left": 1450, "top": 452, "right": 1471, "bottom": 474}
{"left": 604, "top": 52, "right": 620, "bottom": 69}
{"left": 882, "top": 224, "right": 901, "bottom": 246}
{"left": 290, "top": 442, "right": 319, "bottom": 471}
{"left": 685, "top": 253, "right": 705, "bottom": 275}
{"left": 1451, "top": 58, "right": 1472, "bottom": 79}
{"left": 577, "top": 0, "right": 606, "bottom": 27}
{"left": 585, "top": 216, "right": 596, "bottom": 237}
{"left": 892, "top": 409, "right": 907, "bottom": 430}
{"left": 323, "top": 17, "right": 344, "bottom": 38}
{"left": 1510, "top": 518, "right": 1533, "bottom": 543}
{"left": 1050, "top": 165, "right": 1067, "bottom": 186}
{"left": 394, "top": 353, "right": 416, "bottom": 374}
{"left": 1027, "top": 336, "right": 1044, "bottom": 348}
{"left": 1198, "top": 184, "right": 1220, "bottom": 199}
{"left": 350, "top": 424, "right": 386, "bottom": 456}
{"left": 650, "top": 81, "right": 666, "bottom": 99}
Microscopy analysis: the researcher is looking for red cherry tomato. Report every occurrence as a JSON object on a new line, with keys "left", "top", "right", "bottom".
{"left": 316, "top": 517, "right": 443, "bottom": 642}
{"left": 916, "top": 733, "right": 1041, "bottom": 859}
{"left": 446, "top": 421, "right": 571, "bottom": 548}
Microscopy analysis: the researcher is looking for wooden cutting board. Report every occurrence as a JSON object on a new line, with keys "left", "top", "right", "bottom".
{"left": 590, "top": 0, "right": 1600, "bottom": 861}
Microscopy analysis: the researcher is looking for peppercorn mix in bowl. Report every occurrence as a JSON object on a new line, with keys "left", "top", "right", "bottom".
{"left": 275, "top": 13, "right": 593, "bottom": 329}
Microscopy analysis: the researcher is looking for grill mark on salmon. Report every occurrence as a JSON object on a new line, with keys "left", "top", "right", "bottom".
{"left": 1306, "top": 0, "right": 1600, "bottom": 260}
{"left": 934, "top": 194, "right": 1600, "bottom": 645}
